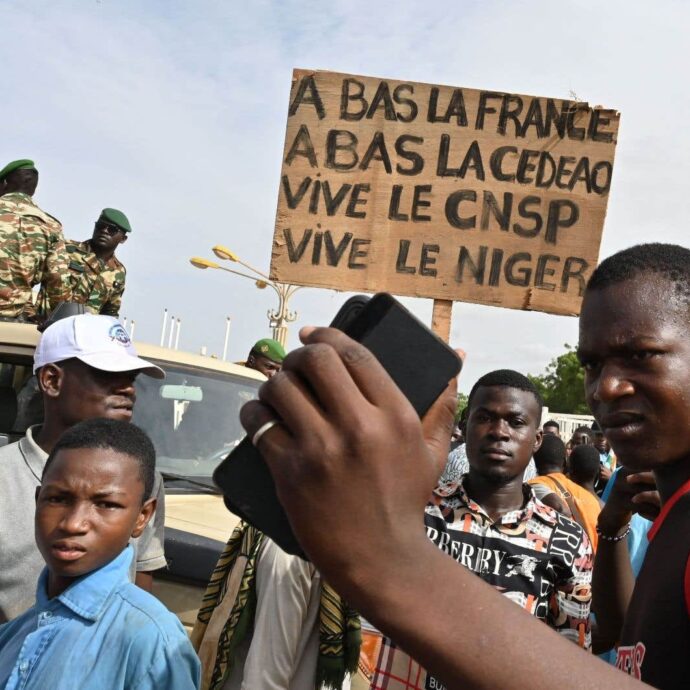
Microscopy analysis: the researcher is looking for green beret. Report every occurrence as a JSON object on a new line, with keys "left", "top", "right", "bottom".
{"left": 99, "top": 208, "right": 132, "bottom": 233}
{"left": 0, "top": 159, "right": 36, "bottom": 182}
{"left": 252, "top": 338, "right": 286, "bottom": 363}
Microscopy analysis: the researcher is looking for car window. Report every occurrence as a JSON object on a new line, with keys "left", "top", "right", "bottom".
{"left": 132, "top": 360, "right": 260, "bottom": 481}
{"left": 0, "top": 347, "right": 259, "bottom": 479}
{"left": 0, "top": 355, "right": 39, "bottom": 443}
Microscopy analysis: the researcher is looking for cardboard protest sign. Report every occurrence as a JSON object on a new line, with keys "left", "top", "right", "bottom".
{"left": 271, "top": 69, "right": 620, "bottom": 316}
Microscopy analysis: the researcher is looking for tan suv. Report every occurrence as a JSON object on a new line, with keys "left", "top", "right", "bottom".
{"left": 0, "top": 321, "right": 263, "bottom": 630}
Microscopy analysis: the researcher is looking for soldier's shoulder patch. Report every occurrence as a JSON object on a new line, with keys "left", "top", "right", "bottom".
{"left": 68, "top": 260, "right": 85, "bottom": 273}
{"left": 70, "top": 242, "right": 94, "bottom": 258}
{"left": 15, "top": 201, "right": 48, "bottom": 223}
{"left": 18, "top": 212, "right": 47, "bottom": 225}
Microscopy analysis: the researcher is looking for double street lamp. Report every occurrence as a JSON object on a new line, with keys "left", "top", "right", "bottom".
{"left": 189, "top": 245, "right": 302, "bottom": 348}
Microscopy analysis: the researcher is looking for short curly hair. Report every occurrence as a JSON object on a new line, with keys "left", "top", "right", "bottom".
{"left": 587, "top": 243, "right": 690, "bottom": 301}
{"left": 43, "top": 418, "right": 156, "bottom": 501}
{"left": 467, "top": 369, "right": 543, "bottom": 419}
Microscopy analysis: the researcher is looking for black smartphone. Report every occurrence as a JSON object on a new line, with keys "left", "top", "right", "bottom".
{"left": 329, "top": 294, "right": 370, "bottom": 332}
{"left": 213, "top": 293, "right": 462, "bottom": 557}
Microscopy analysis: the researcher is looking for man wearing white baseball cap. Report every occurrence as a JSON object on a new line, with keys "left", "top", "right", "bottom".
{"left": 33, "top": 313, "right": 164, "bottom": 379}
{"left": 0, "top": 314, "right": 167, "bottom": 623}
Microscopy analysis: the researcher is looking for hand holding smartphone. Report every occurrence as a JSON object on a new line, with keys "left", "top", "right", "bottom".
{"left": 213, "top": 293, "right": 462, "bottom": 557}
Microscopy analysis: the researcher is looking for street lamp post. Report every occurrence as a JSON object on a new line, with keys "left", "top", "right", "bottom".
{"left": 266, "top": 283, "right": 302, "bottom": 347}
{"left": 189, "top": 251, "right": 302, "bottom": 348}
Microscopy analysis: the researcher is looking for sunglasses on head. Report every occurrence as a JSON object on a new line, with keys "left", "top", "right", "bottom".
{"left": 95, "top": 221, "right": 124, "bottom": 236}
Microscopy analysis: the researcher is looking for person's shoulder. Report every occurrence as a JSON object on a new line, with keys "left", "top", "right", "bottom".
{"left": 258, "top": 536, "right": 316, "bottom": 578}
{"left": 104, "top": 256, "right": 127, "bottom": 283}
{"left": 113, "top": 582, "right": 187, "bottom": 643}
{"left": 531, "top": 500, "right": 592, "bottom": 575}
{"left": 106, "top": 583, "right": 199, "bottom": 686}
{"left": 0, "top": 197, "right": 23, "bottom": 232}
{"left": 531, "top": 493, "right": 584, "bottom": 537}
{"left": 564, "top": 478, "right": 600, "bottom": 507}
{"left": 551, "top": 506, "right": 585, "bottom": 537}
{"left": 110, "top": 255, "right": 126, "bottom": 273}
{"left": 65, "top": 239, "right": 89, "bottom": 254}
{"left": 527, "top": 474, "right": 556, "bottom": 490}
{"left": 563, "top": 475, "right": 585, "bottom": 493}
{"left": 0, "top": 437, "right": 20, "bottom": 456}
{"left": 0, "top": 438, "right": 25, "bottom": 466}
{"left": 0, "top": 603, "right": 37, "bottom": 643}
{"left": 8, "top": 196, "right": 56, "bottom": 226}
{"left": 578, "top": 487, "right": 602, "bottom": 510}
{"left": 0, "top": 193, "right": 25, "bottom": 210}
{"left": 529, "top": 482, "right": 554, "bottom": 503}
{"left": 0, "top": 199, "right": 19, "bottom": 221}
{"left": 430, "top": 477, "right": 469, "bottom": 505}
{"left": 537, "top": 500, "right": 589, "bottom": 549}
{"left": 43, "top": 211, "right": 62, "bottom": 229}
{"left": 0, "top": 428, "right": 44, "bottom": 463}
{"left": 529, "top": 494, "right": 559, "bottom": 524}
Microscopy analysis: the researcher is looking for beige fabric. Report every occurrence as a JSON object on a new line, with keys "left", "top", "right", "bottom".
{"left": 197, "top": 554, "right": 248, "bottom": 689}
{"left": 222, "top": 539, "right": 351, "bottom": 690}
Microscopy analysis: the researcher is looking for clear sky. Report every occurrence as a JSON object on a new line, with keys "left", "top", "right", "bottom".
{"left": 3, "top": 0, "right": 687, "bottom": 392}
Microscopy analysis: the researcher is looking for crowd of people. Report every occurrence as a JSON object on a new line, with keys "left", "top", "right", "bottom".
{"left": 0, "top": 159, "right": 130, "bottom": 322}
{"left": 233, "top": 242, "right": 688, "bottom": 690}
{"left": 0, "top": 163, "right": 688, "bottom": 690}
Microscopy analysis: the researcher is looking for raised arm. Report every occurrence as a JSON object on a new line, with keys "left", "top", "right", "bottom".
{"left": 239, "top": 327, "right": 648, "bottom": 690}
{"left": 592, "top": 470, "right": 659, "bottom": 650}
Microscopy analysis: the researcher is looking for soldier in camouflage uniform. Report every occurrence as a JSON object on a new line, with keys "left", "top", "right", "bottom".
{"left": 0, "top": 159, "right": 71, "bottom": 322}
{"left": 38, "top": 207, "right": 130, "bottom": 317}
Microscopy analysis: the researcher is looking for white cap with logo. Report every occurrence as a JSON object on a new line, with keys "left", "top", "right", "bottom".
{"left": 34, "top": 314, "right": 165, "bottom": 379}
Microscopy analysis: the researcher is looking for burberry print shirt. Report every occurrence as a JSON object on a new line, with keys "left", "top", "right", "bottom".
{"left": 370, "top": 477, "right": 593, "bottom": 690}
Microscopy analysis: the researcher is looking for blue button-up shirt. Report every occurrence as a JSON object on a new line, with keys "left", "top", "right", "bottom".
{"left": 0, "top": 546, "right": 200, "bottom": 689}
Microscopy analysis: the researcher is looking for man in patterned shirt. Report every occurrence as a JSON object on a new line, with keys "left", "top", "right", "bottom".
{"left": 0, "top": 159, "right": 70, "bottom": 322}
{"left": 39, "top": 208, "right": 129, "bottom": 318}
{"left": 371, "top": 370, "right": 593, "bottom": 690}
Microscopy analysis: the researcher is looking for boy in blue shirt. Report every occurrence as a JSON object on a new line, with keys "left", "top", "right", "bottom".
{"left": 0, "top": 418, "right": 200, "bottom": 689}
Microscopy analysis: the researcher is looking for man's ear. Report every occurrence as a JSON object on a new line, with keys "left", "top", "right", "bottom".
{"left": 131, "top": 497, "right": 156, "bottom": 539}
{"left": 119, "top": 234, "right": 128, "bottom": 246}
{"left": 533, "top": 428, "right": 544, "bottom": 454}
{"left": 37, "top": 363, "right": 64, "bottom": 399}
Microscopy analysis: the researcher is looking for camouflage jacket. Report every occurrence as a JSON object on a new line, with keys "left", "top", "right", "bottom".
{"left": 39, "top": 239, "right": 126, "bottom": 317}
{"left": 0, "top": 192, "right": 70, "bottom": 321}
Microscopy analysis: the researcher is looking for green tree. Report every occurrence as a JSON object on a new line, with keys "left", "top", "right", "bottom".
{"left": 455, "top": 392, "right": 469, "bottom": 423}
{"left": 528, "top": 344, "right": 589, "bottom": 414}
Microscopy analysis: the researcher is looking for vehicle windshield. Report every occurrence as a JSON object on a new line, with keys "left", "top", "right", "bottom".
{"left": 132, "top": 360, "right": 260, "bottom": 482}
